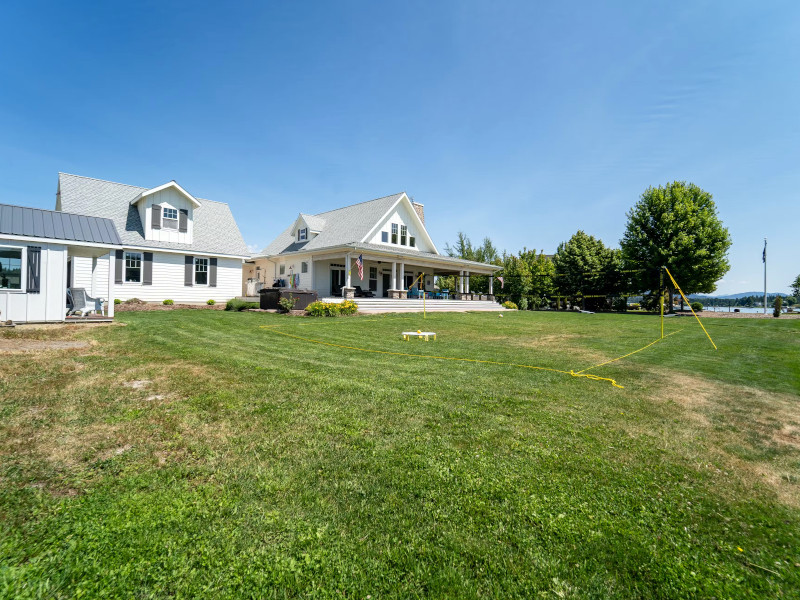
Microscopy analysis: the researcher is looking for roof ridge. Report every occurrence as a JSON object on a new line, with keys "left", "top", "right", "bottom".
{"left": 0, "top": 201, "right": 116, "bottom": 222}
{"left": 59, "top": 172, "right": 148, "bottom": 190}
{"left": 313, "top": 192, "right": 405, "bottom": 217}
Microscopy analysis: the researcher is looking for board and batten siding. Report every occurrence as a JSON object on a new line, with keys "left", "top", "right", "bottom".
{"left": 139, "top": 187, "right": 194, "bottom": 245}
{"left": 0, "top": 240, "right": 68, "bottom": 323}
{"left": 113, "top": 251, "right": 242, "bottom": 303}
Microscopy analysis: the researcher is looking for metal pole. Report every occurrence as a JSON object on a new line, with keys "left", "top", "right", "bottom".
{"left": 659, "top": 267, "right": 664, "bottom": 339}
{"left": 763, "top": 238, "right": 767, "bottom": 314}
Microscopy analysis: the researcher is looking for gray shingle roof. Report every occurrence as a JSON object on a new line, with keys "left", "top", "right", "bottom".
{"left": 57, "top": 173, "right": 249, "bottom": 257}
{"left": 259, "top": 193, "right": 498, "bottom": 271}
{"left": 261, "top": 193, "right": 404, "bottom": 256}
{"left": 0, "top": 202, "right": 121, "bottom": 246}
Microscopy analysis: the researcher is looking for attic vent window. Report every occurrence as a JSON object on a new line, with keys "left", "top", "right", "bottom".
{"left": 163, "top": 207, "right": 178, "bottom": 229}
{"left": 298, "top": 228, "right": 308, "bottom": 241}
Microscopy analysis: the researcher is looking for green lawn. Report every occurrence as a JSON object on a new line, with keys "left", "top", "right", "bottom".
{"left": 1, "top": 310, "right": 798, "bottom": 599}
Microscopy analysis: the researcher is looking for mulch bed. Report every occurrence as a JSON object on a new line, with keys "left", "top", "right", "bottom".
{"left": 115, "top": 301, "right": 226, "bottom": 312}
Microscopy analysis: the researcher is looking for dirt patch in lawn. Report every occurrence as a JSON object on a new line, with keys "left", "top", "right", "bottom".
{"left": 0, "top": 339, "right": 93, "bottom": 353}
{"left": 648, "top": 371, "right": 800, "bottom": 507}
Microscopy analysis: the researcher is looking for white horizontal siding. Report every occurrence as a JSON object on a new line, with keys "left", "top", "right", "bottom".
{"left": 115, "top": 251, "right": 242, "bottom": 303}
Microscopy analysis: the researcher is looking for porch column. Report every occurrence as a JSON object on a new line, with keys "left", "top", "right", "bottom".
{"left": 398, "top": 262, "right": 405, "bottom": 290}
{"left": 489, "top": 275, "right": 494, "bottom": 295}
{"left": 391, "top": 261, "right": 397, "bottom": 289}
{"left": 459, "top": 270, "right": 464, "bottom": 294}
{"left": 465, "top": 271, "right": 470, "bottom": 293}
{"left": 107, "top": 250, "right": 115, "bottom": 318}
{"left": 343, "top": 254, "right": 354, "bottom": 298}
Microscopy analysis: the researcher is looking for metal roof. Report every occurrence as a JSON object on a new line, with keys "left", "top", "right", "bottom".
{"left": 0, "top": 202, "right": 121, "bottom": 246}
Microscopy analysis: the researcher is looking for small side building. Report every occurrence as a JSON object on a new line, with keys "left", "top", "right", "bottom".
{"left": 0, "top": 203, "right": 121, "bottom": 323}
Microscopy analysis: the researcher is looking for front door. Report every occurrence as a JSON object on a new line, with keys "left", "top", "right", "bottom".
{"left": 382, "top": 273, "right": 391, "bottom": 297}
{"left": 331, "top": 269, "right": 345, "bottom": 296}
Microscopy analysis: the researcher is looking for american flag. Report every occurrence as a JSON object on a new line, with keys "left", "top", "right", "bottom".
{"left": 356, "top": 254, "right": 364, "bottom": 279}
{"left": 497, "top": 276, "right": 504, "bottom": 289}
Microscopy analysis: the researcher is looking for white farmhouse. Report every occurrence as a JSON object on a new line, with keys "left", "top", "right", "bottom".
{"left": 249, "top": 192, "right": 499, "bottom": 305}
{"left": 57, "top": 173, "right": 249, "bottom": 303}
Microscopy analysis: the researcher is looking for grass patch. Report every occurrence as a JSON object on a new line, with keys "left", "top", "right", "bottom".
{"left": 1, "top": 310, "right": 798, "bottom": 598}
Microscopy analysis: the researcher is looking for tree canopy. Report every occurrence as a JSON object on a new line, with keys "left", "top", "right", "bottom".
{"left": 620, "top": 182, "right": 731, "bottom": 297}
{"left": 552, "top": 231, "right": 619, "bottom": 301}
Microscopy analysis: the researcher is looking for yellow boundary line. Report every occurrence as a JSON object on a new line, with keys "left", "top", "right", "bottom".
{"left": 259, "top": 324, "right": 686, "bottom": 389}
{"left": 574, "top": 329, "right": 683, "bottom": 374}
{"left": 664, "top": 267, "right": 718, "bottom": 350}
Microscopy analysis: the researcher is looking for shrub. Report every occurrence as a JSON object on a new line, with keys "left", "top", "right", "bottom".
{"left": 502, "top": 300, "right": 518, "bottom": 310}
{"left": 306, "top": 300, "right": 358, "bottom": 317}
{"left": 114, "top": 298, "right": 122, "bottom": 305}
{"left": 690, "top": 301, "right": 703, "bottom": 312}
{"left": 207, "top": 299, "right": 216, "bottom": 305}
{"left": 163, "top": 299, "right": 174, "bottom": 305}
{"left": 518, "top": 297, "right": 528, "bottom": 311}
{"left": 125, "top": 298, "right": 144, "bottom": 305}
{"left": 773, "top": 295, "right": 782, "bottom": 318}
{"left": 278, "top": 297, "right": 298, "bottom": 313}
{"left": 225, "top": 298, "right": 259, "bottom": 311}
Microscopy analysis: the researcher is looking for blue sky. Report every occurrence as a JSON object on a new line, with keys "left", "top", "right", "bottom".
{"left": 1, "top": 1, "right": 797, "bottom": 294}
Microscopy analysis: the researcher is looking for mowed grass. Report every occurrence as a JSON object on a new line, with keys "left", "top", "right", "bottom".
{"left": 1, "top": 310, "right": 798, "bottom": 599}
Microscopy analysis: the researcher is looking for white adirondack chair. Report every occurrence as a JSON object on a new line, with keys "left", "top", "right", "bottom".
{"left": 67, "top": 288, "right": 105, "bottom": 317}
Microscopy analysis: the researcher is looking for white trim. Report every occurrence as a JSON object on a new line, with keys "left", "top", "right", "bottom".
{"left": 119, "top": 244, "right": 248, "bottom": 260}
{"left": 0, "top": 233, "right": 120, "bottom": 250}
{"left": 131, "top": 181, "right": 202, "bottom": 207}
{"left": 360, "top": 193, "right": 439, "bottom": 255}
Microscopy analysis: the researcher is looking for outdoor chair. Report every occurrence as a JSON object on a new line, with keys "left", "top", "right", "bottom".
{"left": 67, "top": 287, "right": 105, "bottom": 317}
{"left": 354, "top": 286, "right": 375, "bottom": 298}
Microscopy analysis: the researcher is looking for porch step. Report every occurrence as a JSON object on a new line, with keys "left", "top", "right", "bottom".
{"left": 321, "top": 298, "right": 507, "bottom": 314}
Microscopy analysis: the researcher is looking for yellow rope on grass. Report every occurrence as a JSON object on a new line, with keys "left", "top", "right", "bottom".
{"left": 664, "top": 267, "right": 718, "bottom": 350}
{"left": 575, "top": 329, "right": 683, "bottom": 375}
{"left": 260, "top": 326, "right": 626, "bottom": 388}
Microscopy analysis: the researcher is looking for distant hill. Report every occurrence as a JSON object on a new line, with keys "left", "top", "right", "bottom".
{"left": 689, "top": 292, "right": 789, "bottom": 299}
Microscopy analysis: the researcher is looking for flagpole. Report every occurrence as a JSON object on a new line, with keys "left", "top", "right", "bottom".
{"left": 763, "top": 238, "right": 767, "bottom": 315}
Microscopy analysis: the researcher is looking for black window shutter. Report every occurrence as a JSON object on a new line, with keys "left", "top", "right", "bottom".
{"left": 27, "top": 246, "right": 41, "bottom": 293}
{"left": 209, "top": 257, "right": 217, "bottom": 287}
{"left": 142, "top": 252, "right": 153, "bottom": 285}
{"left": 115, "top": 250, "right": 124, "bottom": 284}
{"left": 152, "top": 205, "right": 161, "bottom": 229}
{"left": 179, "top": 209, "right": 188, "bottom": 233}
{"left": 184, "top": 255, "right": 193, "bottom": 286}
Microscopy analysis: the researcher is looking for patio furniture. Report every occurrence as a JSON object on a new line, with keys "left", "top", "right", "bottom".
{"left": 354, "top": 286, "right": 375, "bottom": 298}
{"left": 440, "top": 289, "right": 449, "bottom": 299}
{"left": 67, "top": 287, "right": 105, "bottom": 316}
{"left": 408, "top": 287, "right": 421, "bottom": 298}
{"left": 402, "top": 331, "right": 436, "bottom": 341}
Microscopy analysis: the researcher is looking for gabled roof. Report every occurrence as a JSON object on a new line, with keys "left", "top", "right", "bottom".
{"left": 0, "top": 202, "right": 121, "bottom": 246}
{"left": 298, "top": 213, "right": 326, "bottom": 232}
{"left": 260, "top": 192, "right": 405, "bottom": 256}
{"left": 57, "top": 173, "right": 249, "bottom": 257}
{"left": 131, "top": 181, "right": 202, "bottom": 208}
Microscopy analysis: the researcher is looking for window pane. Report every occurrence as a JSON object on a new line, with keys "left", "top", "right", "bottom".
{"left": 301, "top": 262, "right": 308, "bottom": 273}
{"left": 195, "top": 258, "right": 208, "bottom": 285}
{"left": 381, "top": 231, "right": 388, "bottom": 243}
{"left": 400, "top": 225, "right": 407, "bottom": 245}
{"left": 125, "top": 252, "right": 141, "bottom": 282}
{"left": 410, "top": 236, "right": 416, "bottom": 247}
{"left": 0, "top": 248, "right": 22, "bottom": 290}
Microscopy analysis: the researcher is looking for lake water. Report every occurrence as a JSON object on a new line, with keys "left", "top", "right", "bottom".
{"left": 699, "top": 306, "right": 783, "bottom": 314}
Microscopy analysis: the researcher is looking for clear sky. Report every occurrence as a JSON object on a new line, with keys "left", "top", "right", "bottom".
{"left": 1, "top": 1, "right": 797, "bottom": 294}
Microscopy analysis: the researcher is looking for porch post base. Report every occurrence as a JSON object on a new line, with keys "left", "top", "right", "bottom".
{"left": 342, "top": 287, "right": 355, "bottom": 299}
{"left": 388, "top": 289, "right": 407, "bottom": 299}
{"left": 487, "top": 294, "right": 495, "bottom": 302}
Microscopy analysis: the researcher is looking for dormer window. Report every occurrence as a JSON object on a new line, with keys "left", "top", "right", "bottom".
{"left": 162, "top": 207, "right": 178, "bottom": 229}
{"left": 298, "top": 228, "right": 308, "bottom": 241}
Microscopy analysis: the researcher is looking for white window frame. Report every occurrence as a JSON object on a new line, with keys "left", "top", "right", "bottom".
{"left": 298, "top": 228, "right": 308, "bottom": 241}
{"left": 400, "top": 225, "right": 407, "bottom": 246}
{"left": 162, "top": 206, "right": 178, "bottom": 230}
{"left": 0, "top": 245, "right": 24, "bottom": 291}
{"left": 301, "top": 262, "right": 308, "bottom": 273}
{"left": 194, "top": 257, "right": 209, "bottom": 286}
{"left": 391, "top": 223, "right": 398, "bottom": 244}
{"left": 279, "top": 264, "right": 286, "bottom": 275}
{"left": 125, "top": 251, "right": 142, "bottom": 283}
